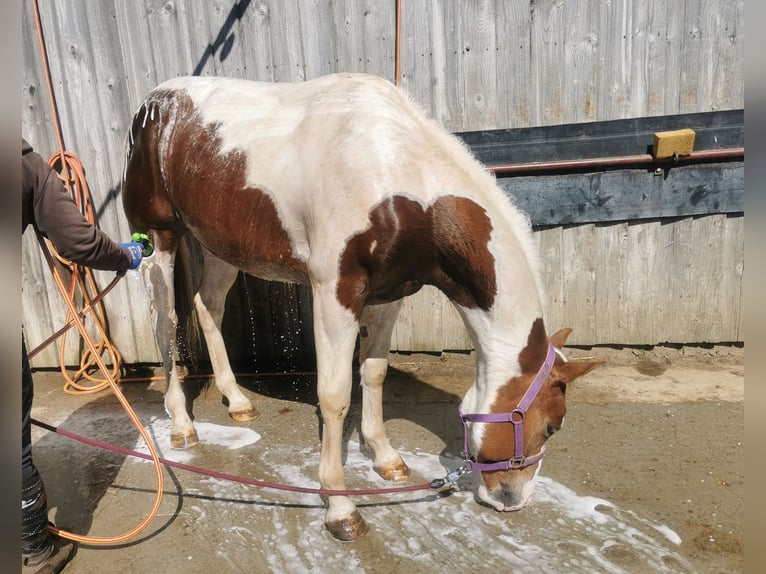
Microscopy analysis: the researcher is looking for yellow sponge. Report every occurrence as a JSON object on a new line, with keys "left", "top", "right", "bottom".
{"left": 652, "top": 128, "right": 696, "bottom": 159}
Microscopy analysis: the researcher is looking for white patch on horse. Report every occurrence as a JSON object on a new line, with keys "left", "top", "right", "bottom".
{"left": 160, "top": 76, "right": 306, "bottom": 151}
{"left": 141, "top": 102, "right": 150, "bottom": 128}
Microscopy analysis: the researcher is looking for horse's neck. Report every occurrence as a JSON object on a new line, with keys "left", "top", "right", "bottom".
{"left": 455, "top": 273, "right": 545, "bottom": 417}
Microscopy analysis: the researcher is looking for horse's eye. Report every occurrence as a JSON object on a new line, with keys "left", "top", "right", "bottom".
{"left": 546, "top": 423, "right": 560, "bottom": 437}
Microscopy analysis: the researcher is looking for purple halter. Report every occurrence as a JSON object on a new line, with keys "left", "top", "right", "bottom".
{"left": 458, "top": 344, "right": 557, "bottom": 472}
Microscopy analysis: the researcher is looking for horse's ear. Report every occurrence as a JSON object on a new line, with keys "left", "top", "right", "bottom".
{"left": 549, "top": 327, "right": 574, "bottom": 349}
{"left": 554, "top": 360, "right": 605, "bottom": 383}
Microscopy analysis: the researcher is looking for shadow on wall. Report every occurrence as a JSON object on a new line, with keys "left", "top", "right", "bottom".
{"left": 193, "top": 0, "right": 253, "bottom": 75}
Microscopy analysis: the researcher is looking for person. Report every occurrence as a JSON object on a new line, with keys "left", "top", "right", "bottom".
{"left": 22, "top": 138, "right": 145, "bottom": 573}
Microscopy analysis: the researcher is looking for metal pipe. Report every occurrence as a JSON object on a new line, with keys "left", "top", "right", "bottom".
{"left": 395, "top": 0, "right": 402, "bottom": 86}
{"left": 487, "top": 147, "right": 744, "bottom": 175}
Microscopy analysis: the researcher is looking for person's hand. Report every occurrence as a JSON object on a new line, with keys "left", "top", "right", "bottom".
{"left": 119, "top": 241, "right": 144, "bottom": 270}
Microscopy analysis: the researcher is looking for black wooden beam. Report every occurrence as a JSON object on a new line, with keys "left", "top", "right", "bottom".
{"left": 499, "top": 162, "right": 743, "bottom": 226}
{"left": 457, "top": 109, "right": 744, "bottom": 165}
{"left": 454, "top": 110, "right": 744, "bottom": 225}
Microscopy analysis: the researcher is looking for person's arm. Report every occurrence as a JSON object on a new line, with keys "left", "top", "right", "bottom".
{"left": 23, "top": 147, "right": 136, "bottom": 273}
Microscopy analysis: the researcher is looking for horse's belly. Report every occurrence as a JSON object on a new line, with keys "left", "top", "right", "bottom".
{"left": 187, "top": 218, "right": 310, "bottom": 285}
{"left": 239, "top": 260, "right": 310, "bottom": 284}
{"left": 177, "top": 181, "right": 310, "bottom": 284}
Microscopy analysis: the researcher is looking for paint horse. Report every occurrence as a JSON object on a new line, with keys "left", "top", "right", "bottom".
{"left": 121, "top": 73, "right": 601, "bottom": 541}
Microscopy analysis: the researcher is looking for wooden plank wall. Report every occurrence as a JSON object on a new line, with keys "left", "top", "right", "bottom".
{"left": 21, "top": 0, "right": 744, "bottom": 367}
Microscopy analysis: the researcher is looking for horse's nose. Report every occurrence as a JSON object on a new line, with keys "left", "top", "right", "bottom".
{"left": 477, "top": 482, "right": 527, "bottom": 512}
{"left": 499, "top": 485, "right": 523, "bottom": 509}
{"left": 478, "top": 476, "right": 540, "bottom": 511}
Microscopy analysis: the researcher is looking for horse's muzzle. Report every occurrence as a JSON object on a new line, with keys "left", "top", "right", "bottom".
{"left": 477, "top": 461, "right": 543, "bottom": 512}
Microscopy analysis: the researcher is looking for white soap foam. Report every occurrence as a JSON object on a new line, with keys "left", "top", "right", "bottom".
{"left": 130, "top": 426, "right": 692, "bottom": 573}
{"left": 132, "top": 417, "right": 261, "bottom": 464}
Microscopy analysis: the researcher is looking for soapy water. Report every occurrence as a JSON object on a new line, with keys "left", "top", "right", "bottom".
{"left": 134, "top": 419, "right": 693, "bottom": 574}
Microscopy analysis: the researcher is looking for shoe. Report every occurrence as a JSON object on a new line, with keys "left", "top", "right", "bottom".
{"left": 22, "top": 534, "right": 77, "bottom": 574}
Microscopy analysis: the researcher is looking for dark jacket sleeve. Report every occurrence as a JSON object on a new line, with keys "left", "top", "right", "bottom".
{"left": 22, "top": 140, "right": 131, "bottom": 273}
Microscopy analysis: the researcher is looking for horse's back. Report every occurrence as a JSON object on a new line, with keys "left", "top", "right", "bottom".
{"left": 121, "top": 72, "right": 518, "bottom": 291}
{"left": 126, "top": 72, "right": 479, "bottom": 202}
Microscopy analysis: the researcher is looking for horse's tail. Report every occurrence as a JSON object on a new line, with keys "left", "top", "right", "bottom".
{"left": 174, "top": 233, "right": 204, "bottom": 381}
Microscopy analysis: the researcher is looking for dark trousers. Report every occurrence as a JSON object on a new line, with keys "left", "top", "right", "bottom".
{"left": 22, "top": 336, "right": 52, "bottom": 554}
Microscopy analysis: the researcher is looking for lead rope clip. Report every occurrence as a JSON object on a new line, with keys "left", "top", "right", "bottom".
{"left": 430, "top": 461, "right": 472, "bottom": 489}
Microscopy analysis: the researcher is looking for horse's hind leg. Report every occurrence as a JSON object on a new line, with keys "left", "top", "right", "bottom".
{"left": 194, "top": 250, "right": 258, "bottom": 421}
{"left": 142, "top": 232, "right": 198, "bottom": 448}
{"left": 358, "top": 300, "right": 411, "bottom": 482}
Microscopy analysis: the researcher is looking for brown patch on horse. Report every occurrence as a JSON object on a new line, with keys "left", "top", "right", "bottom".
{"left": 122, "top": 94, "right": 182, "bottom": 234}
{"left": 337, "top": 195, "right": 496, "bottom": 318}
{"left": 122, "top": 90, "right": 308, "bottom": 283}
{"left": 517, "top": 318, "right": 548, "bottom": 374}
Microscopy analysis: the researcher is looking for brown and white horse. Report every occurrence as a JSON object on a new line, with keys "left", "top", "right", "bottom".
{"left": 121, "top": 73, "right": 600, "bottom": 541}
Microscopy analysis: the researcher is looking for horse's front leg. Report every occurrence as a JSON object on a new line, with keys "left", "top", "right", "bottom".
{"left": 195, "top": 251, "right": 258, "bottom": 421}
{"left": 143, "top": 237, "right": 198, "bottom": 448}
{"left": 359, "top": 301, "right": 411, "bottom": 481}
{"left": 312, "top": 283, "right": 367, "bottom": 541}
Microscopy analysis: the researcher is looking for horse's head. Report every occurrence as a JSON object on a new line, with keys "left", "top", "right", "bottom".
{"left": 465, "top": 324, "right": 602, "bottom": 512}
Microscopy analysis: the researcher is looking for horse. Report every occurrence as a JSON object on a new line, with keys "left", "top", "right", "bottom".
{"left": 120, "top": 72, "right": 601, "bottom": 541}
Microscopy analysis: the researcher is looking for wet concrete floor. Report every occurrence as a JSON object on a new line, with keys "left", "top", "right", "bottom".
{"left": 29, "top": 347, "right": 743, "bottom": 573}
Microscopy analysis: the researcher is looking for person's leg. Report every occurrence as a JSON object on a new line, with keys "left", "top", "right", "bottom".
{"left": 21, "top": 336, "right": 50, "bottom": 555}
{"left": 21, "top": 336, "right": 76, "bottom": 572}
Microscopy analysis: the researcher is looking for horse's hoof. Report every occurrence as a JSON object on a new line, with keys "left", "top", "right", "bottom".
{"left": 325, "top": 510, "right": 369, "bottom": 541}
{"left": 229, "top": 405, "right": 260, "bottom": 422}
{"left": 170, "top": 429, "right": 199, "bottom": 449}
{"left": 375, "top": 459, "right": 411, "bottom": 482}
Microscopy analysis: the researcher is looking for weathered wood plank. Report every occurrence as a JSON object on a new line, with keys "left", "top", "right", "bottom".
{"left": 269, "top": 0, "right": 308, "bottom": 82}
{"left": 535, "top": 226, "right": 564, "bottom": 335}
{"left": 297, "top": 0, "right": 338, "bottom": 79}
{"left": 721, "top": 214, "right": 745, "bottom": 341}
{"left": 440, "top": 296, "right": 472, "bottom": 351}
{"left": 400, "top": 0, "right": 435, "bottom": 114}
{"left": 114, "top": 1, "right": 159, "bottom": 106}
{"left": 332, "top": 0, "right": 366, "bottom": 74}
{"left": 694, "top": 215, "right": 726, "bottom": 342}
{"left": 595, "top": 222, "right": 629, "bottom": 343}
{"left": 360, "top": 0, "right": 396, "bottom": 80}
{"left": 79, "top": 2, "right": 153, "bottom": 364}
{"left": 561, "top": 224, "right": 598, "bottom": 342}
{"left": 623, "top": 220, "right": 655, "bottom": 342}
{"left": 190, "top": 2, "right": 225, "bottom": 77}
{"left": 439, "top": 0, "right": 466, "bottom": 132}
{"left": 21, "top": 0, "right": 745, "bottom": 366}
{"left": 459, "top": 0, "right": 497, "bottom": 131}
{"left": 401, "top": 286, "right": 445, "bottom": 353}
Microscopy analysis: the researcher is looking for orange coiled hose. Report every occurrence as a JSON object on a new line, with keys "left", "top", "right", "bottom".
{"left": 45, "top": 150, "right": 123, "bottom": 394}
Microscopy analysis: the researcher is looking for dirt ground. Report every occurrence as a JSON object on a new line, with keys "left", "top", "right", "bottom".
{"left": 29, "top": 344, "right": 743, "bottom": 573}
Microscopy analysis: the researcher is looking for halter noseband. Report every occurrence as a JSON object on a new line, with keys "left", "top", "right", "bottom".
{"left": 458, "top": 344, "right": 557, "bottom": 472}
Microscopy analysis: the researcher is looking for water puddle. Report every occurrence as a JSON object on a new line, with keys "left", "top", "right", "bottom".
{"left": 130, "top": 421, "right": 693, "bottom": 573}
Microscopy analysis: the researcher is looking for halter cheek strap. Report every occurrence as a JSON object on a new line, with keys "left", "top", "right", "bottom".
{"left": 458, "top": 344, "right": 557, "bottom": 472}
